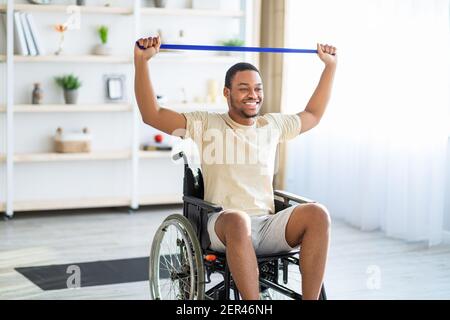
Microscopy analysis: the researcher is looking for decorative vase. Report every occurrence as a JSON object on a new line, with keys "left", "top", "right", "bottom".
{"left": 64, "top": 89, "right": 78, "bottom": 104}
{"left": 32, "top": 83, "right": 43, "bottom": 105}
{"left": 54, "top": 32, "right": 65, "bottom": 55}
{"left": 93, "top": 43, "right": 111, "bottom": 55}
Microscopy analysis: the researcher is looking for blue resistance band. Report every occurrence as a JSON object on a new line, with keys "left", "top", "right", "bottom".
{"left": 136, "top": 42, "right": 318, "bottom": 54}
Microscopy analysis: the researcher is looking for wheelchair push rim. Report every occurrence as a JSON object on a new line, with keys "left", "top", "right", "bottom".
{"left": 149, "top": 214, "right": 205, "bottom": 300}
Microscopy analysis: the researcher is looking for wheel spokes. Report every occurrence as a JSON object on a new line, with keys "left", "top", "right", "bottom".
{"left": 152, "top": 220, "right": 199, "bottom": 299}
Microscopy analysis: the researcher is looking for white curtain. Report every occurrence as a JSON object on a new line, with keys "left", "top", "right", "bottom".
{"left": 283, "top": 0, "right": 450, "bottom": 245}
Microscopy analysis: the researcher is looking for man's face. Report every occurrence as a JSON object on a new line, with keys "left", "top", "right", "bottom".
{"left": 224, "top": 70, "right": 264, "bottom": 119}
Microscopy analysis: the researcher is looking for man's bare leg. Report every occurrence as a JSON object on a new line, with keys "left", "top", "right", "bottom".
{"left": 214, "top": 210, "right": 259, "bottom": 300}
{"left": 285, "top": 203, "right": 331, "bottom": 300}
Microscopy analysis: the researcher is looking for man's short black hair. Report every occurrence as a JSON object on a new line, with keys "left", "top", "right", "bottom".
{"left": 225, "top": 62, "right": 261, "bottom": 89}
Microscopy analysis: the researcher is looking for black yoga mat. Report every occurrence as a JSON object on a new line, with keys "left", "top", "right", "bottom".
{"left": 15, "top": 256, "right": 171, "bottom": 290}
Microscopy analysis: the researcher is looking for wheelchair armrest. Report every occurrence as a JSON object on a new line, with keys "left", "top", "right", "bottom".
{"left": 274, "top": 190, "right": 316, "bottom": 205}
{"left": 183, "top": 195, "right": 223, "bottom": 213}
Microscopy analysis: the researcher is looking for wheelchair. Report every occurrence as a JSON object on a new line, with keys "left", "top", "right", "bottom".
{"left": 149, "top": 151, "right": 327, "bottom": 300}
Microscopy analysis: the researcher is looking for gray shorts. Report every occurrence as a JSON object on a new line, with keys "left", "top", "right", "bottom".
{"left": 207, "top": 205, "right": 299, "bottom": 255}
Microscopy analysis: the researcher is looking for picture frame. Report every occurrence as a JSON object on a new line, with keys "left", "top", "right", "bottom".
{"left": 103, "top": 74, "right": 126, "bottom": 102}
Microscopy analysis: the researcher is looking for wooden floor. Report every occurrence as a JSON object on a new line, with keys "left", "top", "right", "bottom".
{"left": 1, "top": 205, "right": 449, "bottom": 300}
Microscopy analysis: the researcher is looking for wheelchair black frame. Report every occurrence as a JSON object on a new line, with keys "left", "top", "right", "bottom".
{"left": 175, "top": 151, "right": 327, "bottom": 300}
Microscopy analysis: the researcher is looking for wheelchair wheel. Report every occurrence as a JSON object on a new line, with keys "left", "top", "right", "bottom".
{"left": 149, "top": 214, "right": 205, "bottom": 300}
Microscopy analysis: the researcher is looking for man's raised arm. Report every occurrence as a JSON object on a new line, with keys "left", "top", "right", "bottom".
{"left": 134, "top": 36, "right": 186, "bottom": 136}
{"left": 298, "top": 43, "right": 337, "bottom": 134}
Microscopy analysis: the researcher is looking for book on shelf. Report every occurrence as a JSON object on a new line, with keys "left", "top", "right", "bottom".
{"left": 13, "top": 11, "right": 29, "bottom": 55}
{"left": 25, "top": 13, "right": 45, "bottom": 55}
{"left": 0, "top": 13, "right": 6, "bottom": 54}
{"left": 7, "top": 11, "right": 44, "bottom": 56}
{"left": 19, "top": 11, "right": 37, "bottom": 56}
{"left": 141, "top": 144, "right": 172, "bottom": 151}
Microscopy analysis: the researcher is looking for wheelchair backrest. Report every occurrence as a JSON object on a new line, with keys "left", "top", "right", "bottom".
{"left": 184, "top": 165, "right": 204, "bottom": 199}
{"left": 175, "top": 150, "right": 292, "bottom": 212}
{"left": 173, "top": 151, "right": 205, "bottom": 199}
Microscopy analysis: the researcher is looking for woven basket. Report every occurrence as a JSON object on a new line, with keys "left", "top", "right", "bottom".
{"left": 54, "top": 127, "right": 92, "bottom": 153}
{"left": 54, "top": 140, "right": 91, "bottom": 153}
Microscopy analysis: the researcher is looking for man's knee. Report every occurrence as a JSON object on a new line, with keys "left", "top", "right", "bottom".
{"left": 215, "top": 210, "right": 251, "bottom": 244}
{"left": 295, "top": 203, "right": 331, "bottom": 230}
{"left": 308, "top": 203, "right": 331, "bottom": 229}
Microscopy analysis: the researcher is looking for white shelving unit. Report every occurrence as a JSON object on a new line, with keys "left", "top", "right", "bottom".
{"left": 0, "top": 0, "right": 259, "bottom": 217}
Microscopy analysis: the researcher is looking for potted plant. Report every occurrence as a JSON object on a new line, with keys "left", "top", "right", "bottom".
{"left": 93, "top": 25, "right": 111, "bottom": 55}
{"left": 55, "top": 74, "right": 82, "bottom": 104}
{"left": 220, "top": 38, "right": 245, "bottom": 56}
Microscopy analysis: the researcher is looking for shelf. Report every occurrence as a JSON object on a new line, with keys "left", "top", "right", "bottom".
{"left": 0, "top": 151, "right": 179, "bottom": 162}
{"left": 139, "top": 194, "right": 183, "bottom": 206}
{"left": 0, "top": 4, "right": 133, "bottom": 15}
{"left": 0, "top": 151, "right": 131, "bottom": 163}
{"left": 11, "top": 55, "right": 132, "bottom": 63}
{"left": 139, "top": 151, "right": 172, "bottom": 159}
{"left": 0, "top": 104, "right": 133, "bottom": 113}
{"left": 155, "top": 52, "right": 242, "bottom": 63}
{"left": 0, "top": 4, "right": 243, "bottom": 17}
{"left": 0, "top": 197, "right": 132, "bottom": 212}
{"left": 140, "top": 7, "right": 244, "bottom": 17}
{"left": 164, "top": 102, "right": 228, "bottom": 113}
{"left": 0, "top": 54, "right": 240, "bottom": 64}
{"left": 0, "top": 194, "right": 183, "bottom": 212}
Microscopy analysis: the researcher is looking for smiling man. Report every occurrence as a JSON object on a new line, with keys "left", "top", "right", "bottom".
{"left": 134, "top": 36, "right": 337, "bottom": 300}
{"left": 226, "top": 64, "right": 263, "bottom": 121}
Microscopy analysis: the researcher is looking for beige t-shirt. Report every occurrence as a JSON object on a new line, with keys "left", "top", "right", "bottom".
{"left": 182, "top": 111, "right": 301, "bottom": 216}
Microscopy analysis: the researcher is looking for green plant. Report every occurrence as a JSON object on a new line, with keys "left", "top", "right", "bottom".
{"left": 55, "top": 74, "right": 82, "bottom": 90}
{"left": 98, "top": 25, "right": 108, "bottom": 44}
{"left": 221, "top": 38, "right": 245, "bottom": 47}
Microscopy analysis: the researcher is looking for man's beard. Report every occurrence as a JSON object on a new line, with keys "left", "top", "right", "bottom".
{"left": 230, "top": 95, "right": 260, "bottom": 119}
